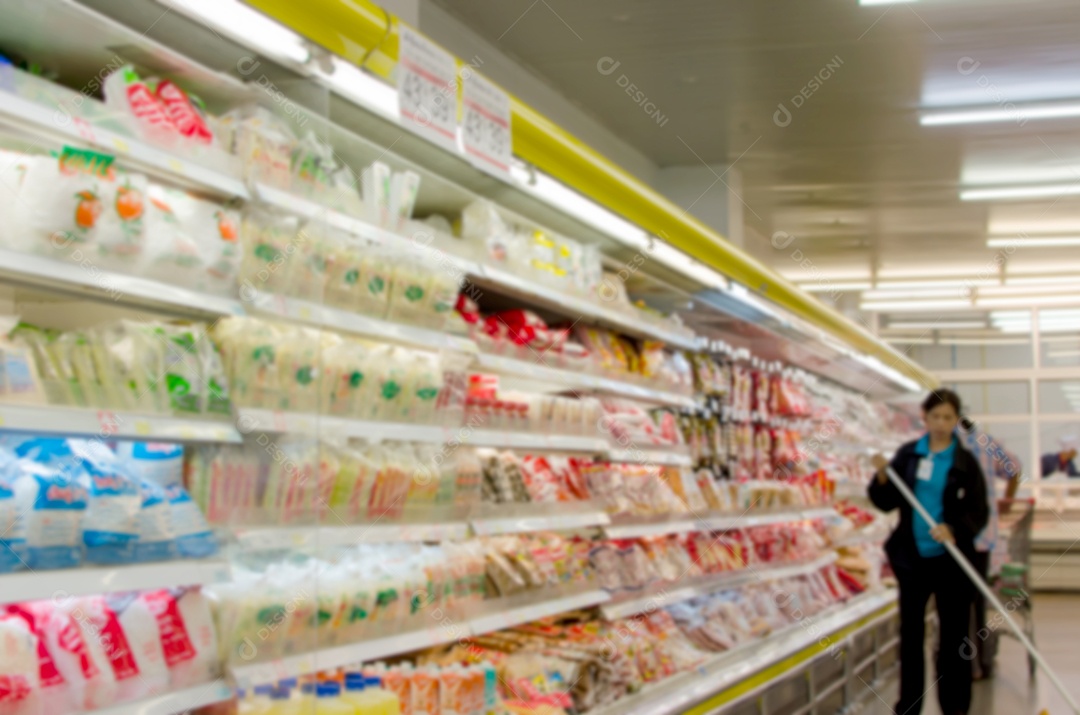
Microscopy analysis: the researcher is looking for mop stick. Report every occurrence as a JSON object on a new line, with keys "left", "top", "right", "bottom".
{"left": 883, "top": 464, "right": 1080, "bottom": 714}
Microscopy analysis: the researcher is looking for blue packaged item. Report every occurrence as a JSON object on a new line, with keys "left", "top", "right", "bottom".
{"left": 70, "top": 440, "right": 140, "bottom": 564}
{"left": 14, "top": 461, "right": 86, "bottom": 570}
{"left": 117, "top": 442, "right": 184, "bottom": 488}
{"left": 166, "top": 483, "right": 217, "bottom": 558}
{"left": 135, "top": 479, "right": 178, "bottom": 562}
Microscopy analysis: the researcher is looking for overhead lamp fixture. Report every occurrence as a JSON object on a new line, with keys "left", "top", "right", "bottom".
{"left": 862, "top": 287, "right": 964, "bottom": 301}
{"left": 978, "top": 284, "right": 1080, "bottom": 298}
{"left": 1006, "top": 274, "right": 1080, "bottom": 286}
{"left": 962, "top": 183, "right": 1080, "bottom": 201}
{"left": 860, "top": 299, "right": 971, "bottom": 312}
{"left": 798, "top": 281, "right": 872, "bottom": 293}
{"left": 886, "top": 320, "right": 987, "bottom": 330}
{"left": 988, "top": 236, "right": 1080, "bottom": 248}
{"left": 978, "top": 294, "right": 1080, "bottom": 308}
{"left": 876, "top": 278, "right": 994, "bottom": 290}
{"left": 509, "top": 167, "right": 652, "bottom": 251}
{"left": 155, "top": 0, "right": 310, "bottom": 66}
{"left": 922, "top": 102, "right": 1080, "bottom": 126}
{"left": 317, "top": 57, "right": 400, "bottom": 121}
{"left": 849, "top": 352, "right": 922, "bottom": 393}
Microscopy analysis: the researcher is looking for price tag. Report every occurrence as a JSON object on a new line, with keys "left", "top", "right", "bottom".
{"left": 398, "top": 26, "right": 459, "bottom": 153}
{"left": 97, "top": 410, "right": 120, "bottom": 436}
{"left": 168, "top": 158, "right": 186, "bottom": 175}
{"left": 111, "top": 137, "right": 130, "bottom": 154}
{"left": 462, "top": 71, "right": 512, "bottom": 179}
{"left": 71, "top": 117, "right": 98, "bottom": 144}
{"left": 134, "top": 420, "right": 152, "bottom": 436}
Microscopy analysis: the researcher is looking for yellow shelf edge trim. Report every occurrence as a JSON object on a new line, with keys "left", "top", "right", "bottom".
{"left": 685, "top": 601, "right": 898, "bottom": 715}
{"left": 243, "top": 0, "right": 936, "bottom": 389}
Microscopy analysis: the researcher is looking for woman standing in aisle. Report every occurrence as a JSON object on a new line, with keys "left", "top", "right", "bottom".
{"left": 868, "top": 389, "right": 988, "bottom": 715}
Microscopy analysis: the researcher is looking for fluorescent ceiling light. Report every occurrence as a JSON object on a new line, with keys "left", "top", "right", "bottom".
{"left": 511, "top": 167, "right": 652, "bottom": 251}
{"left": 888, "top": 338, "right": 935, "bottom": 345}
{"left": 860, "top": 299, "right": 971, "bottom": 312}
{"left": 799, "top": 281, "right": 872, "bottom": 292}
{"left": 923, "top": 102, "right": 1080, "bottom": 126}
{"left": 863, "top": 287, "right": 964, "bottom": 300}
{"left": 962, "top": 184, "right": 1080, "bottom": 201}
{"left": 318, "top": 57, "right": 400, "bottom": 121}
{"left": 156, "top": 0, "right": 310, "bottom": 65}
{"left": 988, "top": 236, "right": 1080, "bottom": 248}
{"left": 876, "top": 278, "right": 995, "bottom": 290}
{"left": 979, "top": 284, "right": 1080, "bottom": 298}
{"left": 887, "top": 321, "right": 987, "bottom": 330}
{"left": 1007, "top": 275, "right": 1080, "bottom": 286}
{"left": 978, "top": 294, "right": 1080, "bottom": 308}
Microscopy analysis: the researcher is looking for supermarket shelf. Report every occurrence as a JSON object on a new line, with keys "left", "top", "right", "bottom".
{"left": 232, "top": 588, "right": 610, "bottom": 687}
{"left": 474, "top": 353, "right": 696, "bottom": 408}
{"left": 470, "top": 509, "right": 611, "bottom": 536}
{"left": 606, "top": 448, "right": 694, "bottom": 467}
{"left": 0, "top": 89, "right": 248, "bottom": 199}
{"left": 235, "top": 408, "right": 449, "bottom": 442}
{"left": 244, "top": 289, "right": 477, "bottom": 354}
{"left": 88, "top": 680, "right": 234, "bottom": 715}
{"left": 1, "top": 559, "right": 231, "bottom": 604}
{"left": 468, "top": 265, "right": 701, "bottom": 351}
{"left": 232, "top": 521, "right": 471, "bottom": 549}
{"left": 254, "top": 184, "right": 405, "bottom": 245}
{"left": 236, "top": 408, "right": 607, "bottom": 452}
{"left": 832, "top": 525, "right": 890, "bottom": 549}
{"left": 600, "top": 554, "right": 839, "bottom": 620}
{"left": 467, "top": 588, "right": 611, "bottom": 635}
{"left": 231, "top": 623, "right": 464, "bottom": 689}
{"left": 0, "top": 404, "right": 243, "bottom": 443}
{"left": 591, "top": 588, "right": 899, "bottom": 715}
{"left": 0, "top": 249, "right": 246, "bottom": 318}
{"left": 603, "top": 507, "right": 835, "bottom": 540}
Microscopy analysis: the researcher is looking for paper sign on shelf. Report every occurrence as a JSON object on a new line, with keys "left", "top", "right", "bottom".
{"left": 397, "top": 26, "right": 459, "bottom": 153}
{"left": 462, "top": 71, "right": 512, "bottom": 179}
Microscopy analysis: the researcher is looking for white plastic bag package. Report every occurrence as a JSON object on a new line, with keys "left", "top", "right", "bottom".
{"left": 0, "top": 613, "right": 41, "bottom": 715}
{"left": 0, "top": 448, "right": 26, "bottom": 573}
{"left": 164, "top": 483, "right": 217, "bottom": 558}
{"left": 133, "top": 479, "right": 178, "bottom": 563}
{"left": 166, "top": 588, "right": 218, "bottom": 687}
{"left": 116, "top": 441, "right": 184, "bottom": 488}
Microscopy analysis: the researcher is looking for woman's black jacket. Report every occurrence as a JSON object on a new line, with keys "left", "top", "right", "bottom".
{"left": 866, "top": 437, "right": 989, "bottom": 573}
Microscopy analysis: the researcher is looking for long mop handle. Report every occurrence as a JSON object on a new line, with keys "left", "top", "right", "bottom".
{"left": 883, "top": 465, "right": 1080, "bottom": 714}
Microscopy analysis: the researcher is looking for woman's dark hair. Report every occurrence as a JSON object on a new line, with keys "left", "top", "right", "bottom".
{"left": 922, "top": 388, "right": 962, "bottom": 416}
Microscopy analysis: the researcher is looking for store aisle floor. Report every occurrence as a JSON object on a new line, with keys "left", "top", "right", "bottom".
{"left": 857, "top": 593, "right": 1080, "bottom": 715}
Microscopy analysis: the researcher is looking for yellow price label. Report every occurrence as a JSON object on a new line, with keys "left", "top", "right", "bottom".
{"left": 168, "top": 158, "right": 185, "bottom": 174}
{"left": 134, "top": 421, "right": 152, "bottom": 435}
{"left": 298, "top": 306, "right": 312, "bottom": 320}
{"left": 111, "top": 137, "right": 130, "bottom": 153}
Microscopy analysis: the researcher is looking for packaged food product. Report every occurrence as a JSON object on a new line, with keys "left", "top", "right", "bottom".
{"left": 13, "top": 460, "right": 86, "bottom": 571}
{"left": 156, "top": 80, "right": 214, "bottom": 144}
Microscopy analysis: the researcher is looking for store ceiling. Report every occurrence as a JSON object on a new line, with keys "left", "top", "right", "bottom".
{"left": 430, "top": 0, "right": 1080, "bottom": 341}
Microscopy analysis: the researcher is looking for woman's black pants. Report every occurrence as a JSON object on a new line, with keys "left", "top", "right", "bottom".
{"left": 895, "top": 553, "right": 976, "bottom": 715}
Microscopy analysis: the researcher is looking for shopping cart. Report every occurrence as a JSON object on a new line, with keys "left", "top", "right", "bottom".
{"left": 989, "top": 498, "right": 1037, "bottom": 678}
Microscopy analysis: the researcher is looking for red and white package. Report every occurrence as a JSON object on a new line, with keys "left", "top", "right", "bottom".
{"left": 104, "top": 66, "right": 175, "bottom": 140}
{"left": 156, "top": 81, "right": 214, "bottom": 145}
{"left": 36, "top": 604, "right": 116, "bottom": 711}
{"left": 165, "top": 588, "right": 218, "bottom": 688}
{"left": 0, "top": 613, "right": 40, "bottom": 715}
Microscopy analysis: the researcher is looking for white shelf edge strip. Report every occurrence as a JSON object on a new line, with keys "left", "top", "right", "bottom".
{"left": 467, "top": 589, "right": 610, "bottom": 635}
{"left": 590, "top": 589, "right": 899, "bottom": 715}
{"left": 87, "top": 680, "right": 234, "bottom": 715}
{"left": 607, "top": 449, "right": 693, "bottom": 467}
{"left": 604, "top": 507, "right": 835, "bottom": 540}
{"left": 0, "top": 249, "right": 245, "bottom": 317}
{"left": 233, "top": 522, "right": 471, "bottom": 549}
{"left": 247, "top": 290, "right": 477, "bottom": 355}
{"left": 2, "top": 559, "right": 231, "bottom": 603}
{"left": 0, "top": 404, "right": 242, "bottom": 443}
{"left": 601, "top": 554, "right": 838, "bottom": 620}
{"left": 232, "top": 589, "right": 610, "bottom": 686}
{"left": 475, "top": 353, "right": 695, "bottom": 408}
{"left": 0, "top": 90, "right": 249, "bottom": 199}
{"left": 236, "top": 408, "right": 608, "bottom": 453}
{"left": 470, "top": 511, "right": 611, "bottom": 536}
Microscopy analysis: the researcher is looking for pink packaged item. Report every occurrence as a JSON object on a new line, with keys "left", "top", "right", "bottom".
{"left": 165, "top": 588, "right": 218, "bottom": 688}
{"left": 35, "top": 604, "right": 116, "bottom": 711}
{"left": 4, "top": 605, "right": 72, "bottom": 715}
{"left": 71, "top": 594, "right": 168, "bottom": 704}
{"left": 156, "top": 81, "right": 214, "bottom": 145}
